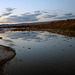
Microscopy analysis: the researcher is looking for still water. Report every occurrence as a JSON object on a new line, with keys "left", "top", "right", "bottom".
{"left": 0, "top": 30, "right": 75, "bottom": 75}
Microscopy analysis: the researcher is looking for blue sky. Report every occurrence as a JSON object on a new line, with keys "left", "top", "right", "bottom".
{"left": 0, "top": 0, "right": 75, "bottom": 24}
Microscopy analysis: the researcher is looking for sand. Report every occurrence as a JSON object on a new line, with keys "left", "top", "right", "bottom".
{"left": 0, "top": 45, "right": 16, "bottom": 65}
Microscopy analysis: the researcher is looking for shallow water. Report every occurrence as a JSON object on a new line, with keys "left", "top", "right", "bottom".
{"left": 0, "top": 30, "right": 75, "bottom": 75}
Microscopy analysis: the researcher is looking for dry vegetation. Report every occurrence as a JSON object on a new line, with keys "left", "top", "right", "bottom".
{"left": 1, "top": 19, "right": 75, "bottom": 31}
{"left": 0, "top": 19, "right": 75, "bottom": 37}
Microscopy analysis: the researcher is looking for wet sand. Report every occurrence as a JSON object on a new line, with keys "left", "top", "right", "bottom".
{"left": 0, "top": 45, "right": 16, "bottom": 74}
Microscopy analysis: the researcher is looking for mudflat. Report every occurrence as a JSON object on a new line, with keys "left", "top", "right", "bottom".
{"left": 0, "top": 45, "right": 16, "bottom": 65}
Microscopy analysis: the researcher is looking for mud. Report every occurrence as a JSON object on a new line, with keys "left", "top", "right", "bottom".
{"left": 0, "top": 45, "right": 16, "bottom": 74}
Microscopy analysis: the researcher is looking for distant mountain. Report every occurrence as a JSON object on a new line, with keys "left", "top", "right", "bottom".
{"left": 0, "top": 20, "right": 59, "bottom": 27}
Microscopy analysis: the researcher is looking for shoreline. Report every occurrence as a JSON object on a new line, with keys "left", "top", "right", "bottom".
{"left": 0, "top": 45, "right": 16, "bottom": 74}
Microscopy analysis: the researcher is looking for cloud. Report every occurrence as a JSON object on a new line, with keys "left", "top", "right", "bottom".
{"left": 6, "top": 12, "right": 41, "bottom": 22}
{"left": 56, "top": 13, "right": 75, "bottom": 19}
{"left": 0, "top": 8, "right": 15, "bottom": 18}
{"left": 2, "top": 12, "right": 12, "bottom": 16}
{"left": 44, "top": 14, "right": 57, "bottom": 18}
{"left": 0, "top": 10, "right": 43, "bottom": 23}
{"left": 6, "top": 10, "right": 58, "bottom": 23}
{"left": 0, "top": 9, "right": 75, "bottom": 23}
{"left": 34, "top": 10, "right": 41, "bottom": 14}
{"left": 5, "top": 8, "right": 15, "bottom": 12}
{"left": 64, "top": 13, "right": 72, "bottom": 16}
{"left": 0, "top": 12, "right": 12, "bottom": 18}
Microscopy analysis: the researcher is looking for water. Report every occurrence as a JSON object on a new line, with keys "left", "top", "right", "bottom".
{"left": 0, "top": 30, "right": 75, "bottom": 75}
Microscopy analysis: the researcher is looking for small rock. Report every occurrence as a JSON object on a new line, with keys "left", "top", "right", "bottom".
{"left": 0, "top": 37, "right": 2, "bottom": 39}
{"left": 22, "top": 33, "right": 26, "bottom": 34}
{"left": 54, "top": 46, "right": 56, "bottom": 47}
{"left": 70, "top": 45, "right": 72, "bottom": 47}
{"left": 28, "top": 48, "right": 31, "bottom": 49}
{"left": 64, "top": 40, "right": 66, "bottom": 41}
{"left": 62, "top": 49, "right": 65, "bottom": 51}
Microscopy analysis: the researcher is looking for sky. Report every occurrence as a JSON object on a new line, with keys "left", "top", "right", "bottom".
{"left": 0, "top": 0, "right": 75, "bottom": 24}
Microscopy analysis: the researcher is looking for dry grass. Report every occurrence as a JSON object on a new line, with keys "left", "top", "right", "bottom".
{"left": 1, "top": 19, "right": 75, "bottom": 31}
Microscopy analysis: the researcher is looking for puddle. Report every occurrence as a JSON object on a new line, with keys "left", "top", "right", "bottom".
{"left": 0, "top": 30, "right": 75, "bottom": 75}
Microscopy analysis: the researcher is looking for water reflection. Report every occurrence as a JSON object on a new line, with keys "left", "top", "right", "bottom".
{"left": 0, "top": 30, "right": 75, "bottom": 75}
{"left": 0, "top": 31, "right": 59, "bottom": 44}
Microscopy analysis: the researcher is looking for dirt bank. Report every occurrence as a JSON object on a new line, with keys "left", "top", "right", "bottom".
{"left": 0, "top": 45, "right": 16, "bottom": 74}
